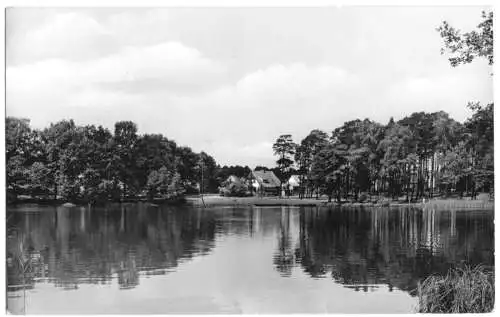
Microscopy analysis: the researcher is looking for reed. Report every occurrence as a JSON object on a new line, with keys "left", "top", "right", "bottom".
{"left": 7, "top": 224, "right": 31, "bottom": 314}
{"left": 417, "top": 265, "right": 494, "bottom": 313}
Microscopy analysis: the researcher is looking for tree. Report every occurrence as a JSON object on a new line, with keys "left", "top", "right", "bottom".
{"left": 220, "top": 180, "right": 249, "bottom": 197}
{"left": 41, "top": 119, "right": 78, "bottom": 199}
{"left": 310, "top": 143, "right": 347, "bottom": 202}
{"left": 438, "top": 10, "right": 494, "bottom": 198}
{"left": 464, "top": 102, "right": 494, "bottom": 196}
{"left": 134, "top": 134, "right": 177, "bottom": 191}
{"left": 176, "top": 146, "right": 200, "bottom": 193}
{"left": 440, "top": 142, "right": 469, "bottom": 196}
{"left": 333, "top": 119, "right": 384, "bottom": 200}
{"left": 113, "top": 121, "right": 139, "bottom": 196}
{"left": 79, "top": 167, "right": 103, "bottom": 204}
{"left": 26, "top": 162, "right": 52, "bottom": 197}
{"left": 146, "top": 166, "right": 183, "bottom": 199}
{"left": 199, "top": 152, "right": 219, "bottom": 193}
{"left": 294, "top": 144, "right": 308, "bottom": 199}
{"left": 6, "top": 117, "right": 32, "bottom": 197}
{"left": 272, "top": 134, "right": 296, "bottom": 196}
{"left": 6, "top": 117, "right": 32, "bottom": 161}
{"left": 6, "top": 117, "right": 48, "bottom": 198}
{"left": 297, "top": 130, "right": 329, "bottom": 198}
{"left": 438, "top": 11, "right": 493, "bottom": 67}
{"left": 215, "top": 165, "right": 251, "bottom": 188}
{"left": 6, "top": 117, "right": 216, "bottom": 204}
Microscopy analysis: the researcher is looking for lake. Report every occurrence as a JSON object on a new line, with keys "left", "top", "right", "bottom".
{"left": 6, "top": 203, "right": 494, "bottom": 314}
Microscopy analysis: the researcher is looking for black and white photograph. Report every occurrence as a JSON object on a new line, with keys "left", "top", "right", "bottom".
{"left": 4, "top": 3, "right": 495, "bottom": 314}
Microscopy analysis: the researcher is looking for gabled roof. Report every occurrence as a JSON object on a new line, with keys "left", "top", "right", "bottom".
{"left": 250, "top": 170, "right": 281, "bottom": 188}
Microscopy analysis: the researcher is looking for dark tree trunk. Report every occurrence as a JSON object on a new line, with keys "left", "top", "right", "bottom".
{"left": 430, "top": 152, "right": 435, "bottom": 198}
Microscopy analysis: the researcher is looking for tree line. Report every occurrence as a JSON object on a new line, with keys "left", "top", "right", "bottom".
{"left": 6, "top": 119, "right": 224, "bottom": 204}
{"left": 273, "top": 106, "right": 493, "bottom": 202}
{"left": 271, "top": 11, "right": 493, "bottom": 202}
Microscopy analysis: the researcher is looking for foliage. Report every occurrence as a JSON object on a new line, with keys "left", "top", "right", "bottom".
{"left": 198, "top": 152, "right": 219, "bottom": 193}
{"left": 272, "top": 134, "right": 296, "bottom": 185}
{"left": 6, "top": 118, "right": 218, "bottom": 204}
{"left": 438, "top": 11, "right": 493, "bottom": 67}
{"left": 216, "top": 165, "right": 251, "bottom": 184}
{"left": 221, "top": 181, "right": 249, "bottom": 197}
{"left": 285, "top": 107, "right": 493, "bottom": 201}
{"left": 26, "top": 162, "right": 52, "bottom": 197}
{"left": 146, "top": 167, "right": 184, "bottom": 199}
{"left": 417, "top": 265, "right": 494, "bottom": 313}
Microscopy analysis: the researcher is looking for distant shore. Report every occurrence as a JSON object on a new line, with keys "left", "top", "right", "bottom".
{"left": 6, "top": 195, "right": 186, "bottom": 207}
{"left": 186, "top": 194, "right": 494, "bottom": 209}
{"left": 7, "top": 194, "right": 493, "bottom": 210}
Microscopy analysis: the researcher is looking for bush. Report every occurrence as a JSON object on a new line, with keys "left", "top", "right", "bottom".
{"left": 221, "top": 182, "right": 248, "bottom": 197}
{"left": 417, "top": 265, "right": 494, "bottom": 313}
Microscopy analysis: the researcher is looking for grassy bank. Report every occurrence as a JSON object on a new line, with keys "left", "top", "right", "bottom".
{"left": 8, "top": 193, "right": 493, "bottom": 209}
{"left": 186, "top": 194, "right": 494, "bottom": 209}
{"left": 185, "top": 195, "right": 324, "bottom": 207}
{"left": 417, "top": 265, "right": 494, "bottom": 313}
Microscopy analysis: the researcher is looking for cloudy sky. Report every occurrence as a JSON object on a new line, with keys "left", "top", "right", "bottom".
{"left": 6, "top": 6, "right": 493, "bottom": 167}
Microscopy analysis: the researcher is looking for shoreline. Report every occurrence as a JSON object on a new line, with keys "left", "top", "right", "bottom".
{"left": 7, "top": 194, "right": 494, "bottom": 210}
{"left": 6, "top": 196, "right": 186, "bottom": 208}
{"left": 185, "top": 195, "right": 494, "bottom": 209}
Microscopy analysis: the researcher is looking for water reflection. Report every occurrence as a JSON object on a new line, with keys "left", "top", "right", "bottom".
{"left": 273, "top": 207, "right": 295, "bottom": 277}
{"left": 6, "top": 204, "right": 494, "bottom": 300}
{"left": 7, "top": 203, "right": 220, "bottom": 292}
{"left": 294, "top": 207, "right": 494, "bottom": 294}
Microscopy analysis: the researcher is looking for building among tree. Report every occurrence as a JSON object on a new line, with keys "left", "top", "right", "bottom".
{"left": 224, "top": 175, "right": 244, "bottom": 186}
{"left": 219, "top": 175, "right": 249, "bottom": 196}
{"left": 248, "top": 170, "right": 281, "bottom": 196}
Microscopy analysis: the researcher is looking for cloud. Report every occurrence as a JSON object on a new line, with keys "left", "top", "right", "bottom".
{"left": 386, "top": 71, "right": 493, "bottom": 122}
{"left": 7, "top": 41, "right": 226, "bottom": 120}
{"left": 8, "top": 54, "right": 492, "bottom": 167}
{"left": 8, "top": 11, "right": 118, "bottom": 64}
{"left": 142, "top": 63, "right": 358, "bottom": 166}
{"left": 8, "top": 61, "right": 356, "bottom": 165}
{"left": 200, "top": 63, "right": 356, "bottom": 119}
{"left": 91, "top": 42, "right": 226, "bottom": 90}
{"left": 104, "top": 10, "right": 174, "bottom": 46}
{"left": 233, "top": 64, "right": 353, "bottom": 106}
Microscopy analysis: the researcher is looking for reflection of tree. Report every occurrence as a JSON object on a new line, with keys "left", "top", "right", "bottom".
{"left": 118, "top": 254, "right": 139, "bottom": 290}
{"left": 295, "top": 207, "right": 494, "bottom": 295}
{"left": 295, "top": 209, "right": 327, "bottom": 278}
{"left": 6, "top": 203, "right": 226, "bottom": 291}
{"left": 7, "top": 204, "right": 493, "bottom": 298}
{"left": 273, "top": 207, "right": 295, "bottom": 277}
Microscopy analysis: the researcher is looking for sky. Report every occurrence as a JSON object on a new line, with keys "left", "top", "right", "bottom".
{"left": 6, "top": 6, "right": 493, "bottom": 167}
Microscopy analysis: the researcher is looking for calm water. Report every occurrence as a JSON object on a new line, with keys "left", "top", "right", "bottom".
{"left": 6, "top": 204, "right": 494, "bottom": 314}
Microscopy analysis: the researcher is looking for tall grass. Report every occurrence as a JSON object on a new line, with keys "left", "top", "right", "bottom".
{"left": 7, "top": 223, "right": 31, "bottom": 314}
{"left": 417, "top": 265, "right": 494, "bottom": 313}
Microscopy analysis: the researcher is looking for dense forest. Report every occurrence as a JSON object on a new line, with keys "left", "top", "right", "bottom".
{"left": 272, "top": 105, "right": 493, "bottom": 202}
{"left": 5, "top": 119, "right": 227, "bottom": 204}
